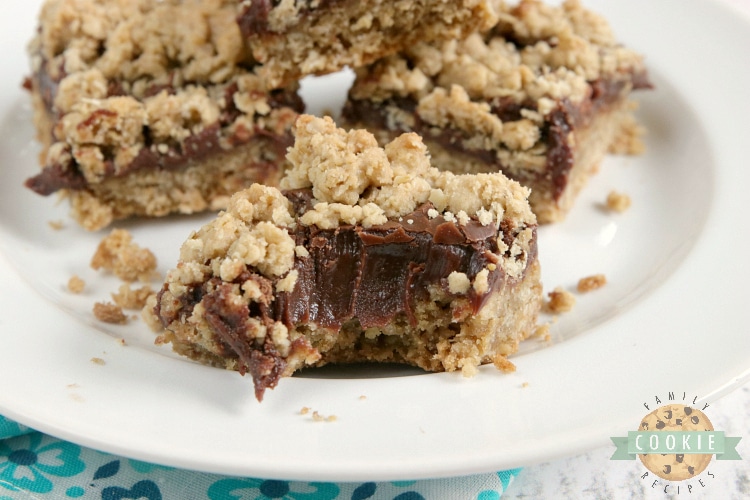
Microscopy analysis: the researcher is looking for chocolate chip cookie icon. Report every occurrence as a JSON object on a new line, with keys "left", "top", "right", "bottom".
{"left": 638, "top": 404, "right": 714, "bottom": 481}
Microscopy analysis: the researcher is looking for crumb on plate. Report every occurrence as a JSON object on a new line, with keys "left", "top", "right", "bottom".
{"left": 67, "top": 275, "right": 85, "bottom": 294}
{"left": 533, "top": 323, "right": 551, "bottom": 342}
{"left": 577, "top": 274, "right": 607, "bottom": 292}
{"left": 493, "top": 356, "right": 516, "bottom": 373}
{"left": 112, "top": 283, "right": 154, "bottom": 309}
{"left": 545, "top": 287, "right": 576, "bottom": 314}
{"left": 606, "top": 190, "right": 631, "bottom": 213}
{"left": 93, "top": 301, "right": 128, "bottom": 324}
{"left": 90, "top": 229, "right": 158, "bottom": 282}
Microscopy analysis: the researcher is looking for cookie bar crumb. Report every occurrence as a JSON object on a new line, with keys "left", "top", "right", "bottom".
{"left": 545, "top": 287, "right": 576, "bottom": 313}
{"left": 608, "top": 112, "right": 646, "bottom": 155}
{"left": 521, "top": 382, "right": 529, "bottom": 388}
{"left": 300, "top": 407, "right": 311, "bottom": 415}
{"left": 112, "top": 283, "right": 154, "bottom": 310}
{"left": 90, "top": 357, "right": 105, "bottom": 366}
{"left": 48, "top": 220, "right": 64, "bottom": 230}
{"left": 91, "top": 229, "right": 157, "bottom": 282}
{"left": 493, "top": 356, "right": 517, "bottom": 373}
{"left": 311, "top": 410, "right": 337, "bottom": 423}
{"left": 533, "top": 323, "right": 551, "bottom": 342}
{"left": 577, "top": 274, "right": 607, "bottom": 293}
{"left": 67, "top": 275, "right": 85, "bottom": 294}
{"left": 93, "top": 301, "right": 128, "bottom": 324}
{"left": 606, "top": 191, "right": 631, "bottom": 213}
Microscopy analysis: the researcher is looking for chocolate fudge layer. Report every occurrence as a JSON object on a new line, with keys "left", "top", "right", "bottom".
{"left": 237, "top": 0, "right": 499, "bottom": 88}
{"left": 343, "top": 0, "right": 651, "bottom": 223}
{"left": 24, "top": 0, "right": 303, "bottom": 230}
{"left": 150, "top": 115, "right": 542, "bottom": 400}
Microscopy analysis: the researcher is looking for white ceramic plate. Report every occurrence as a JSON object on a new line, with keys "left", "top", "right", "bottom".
{"left": 1, "top": 0, "right": 750, "bottom": 482}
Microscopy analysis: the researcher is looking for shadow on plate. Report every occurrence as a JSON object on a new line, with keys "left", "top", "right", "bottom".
{"left": 295, "top": 362, "right": 428, "bottom": 379}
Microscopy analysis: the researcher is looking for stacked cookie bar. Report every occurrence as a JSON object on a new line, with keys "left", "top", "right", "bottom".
{"left": 343, "top": 0, "right": 651, "bottom": 222}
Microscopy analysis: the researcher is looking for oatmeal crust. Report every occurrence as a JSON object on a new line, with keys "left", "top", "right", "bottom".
{"left": 238, "top": 0, "right": 499, "bottom": 89}
{"left": 24, "top": 0, "right": 303, "bottom": 230}
{"left": 154, "top": 115, "right": 542, "bottom": 399}
{"left": 343, "top": 0, "right": 651, "bottom": 222}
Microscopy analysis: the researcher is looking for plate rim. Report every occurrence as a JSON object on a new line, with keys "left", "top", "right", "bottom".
{"left": 1, "top": 0, "right": 750, "bottom": 481}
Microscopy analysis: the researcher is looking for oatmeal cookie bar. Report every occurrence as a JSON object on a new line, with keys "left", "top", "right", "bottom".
{"left": 24, "top": 0, "right": 303, "bottom": 231}
{"left": 152, "top": 115, "right": 542, "bottom": 400}
{"left": 237, "top": 0, "right": 499, "bottom": 88}
{"left": 343, "top": 0, "right": 651, "bottom": 223}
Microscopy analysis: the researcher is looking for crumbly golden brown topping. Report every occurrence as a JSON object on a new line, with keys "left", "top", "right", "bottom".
{"left": 31, "top": 0, "right": 247, "bottom": 89}
{"left": 165, "top": 184, "right": 297, "bottom": 299}
{"left": 353, "top": 0, "right": 644, "bottom": 103}
{"left": 283, "top": 114, "right": 535, "bottom": 229}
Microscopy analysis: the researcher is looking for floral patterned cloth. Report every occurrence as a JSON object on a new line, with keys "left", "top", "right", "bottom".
{"left": 0, "top": 415, "right": 520, "bottom": 500}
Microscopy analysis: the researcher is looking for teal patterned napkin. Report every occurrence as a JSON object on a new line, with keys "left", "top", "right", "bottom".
{"left": 0, "top": 415, "right": 520, "bottom": 500}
